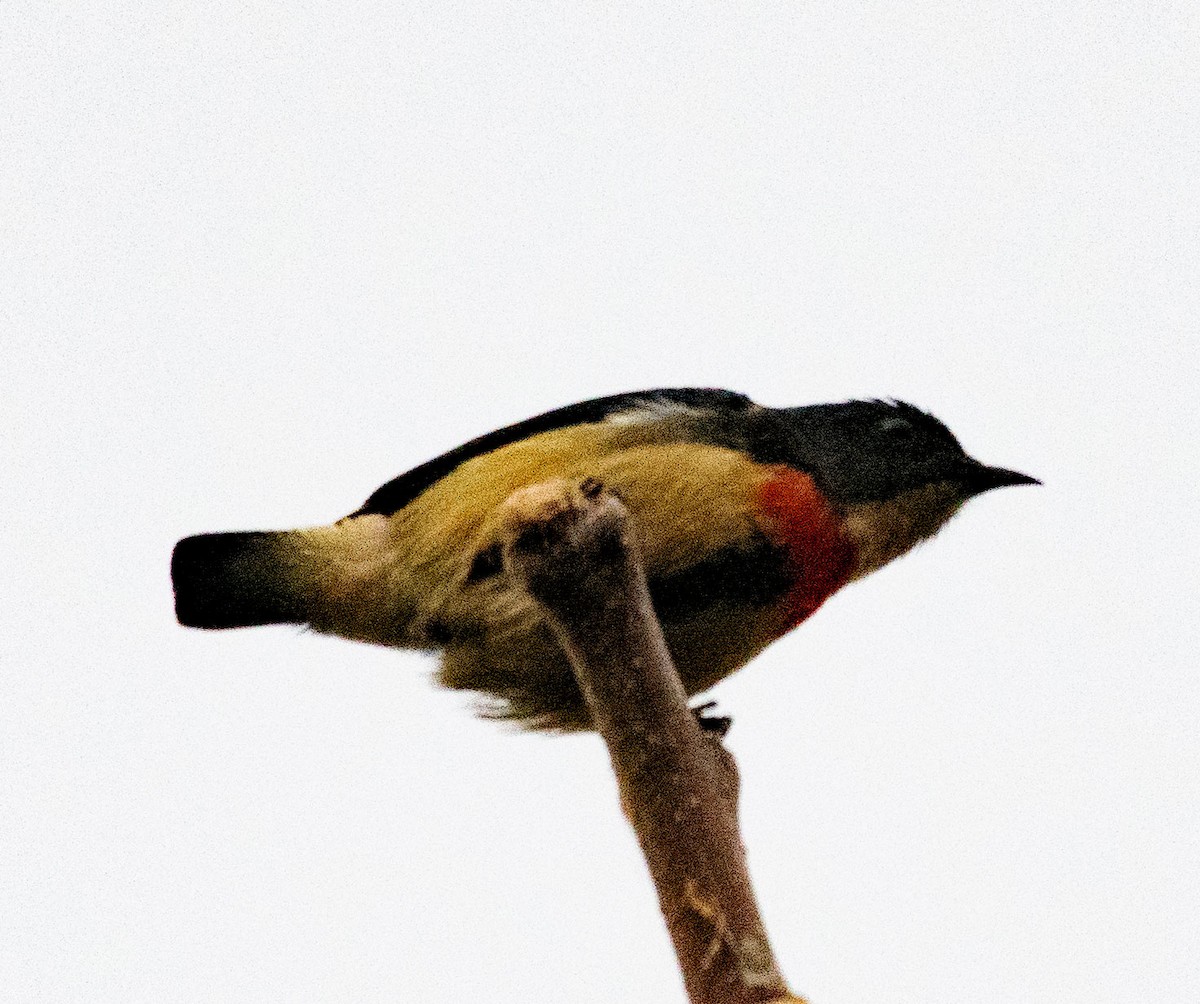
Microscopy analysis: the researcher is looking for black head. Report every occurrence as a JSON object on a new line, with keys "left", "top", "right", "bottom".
{"left": 760, "top": 399, "right": 1039, "bottom": 505}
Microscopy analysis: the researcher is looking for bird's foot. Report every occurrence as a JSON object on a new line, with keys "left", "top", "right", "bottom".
{"left": 690, "top": 701, "right": 732, "bottom": 738}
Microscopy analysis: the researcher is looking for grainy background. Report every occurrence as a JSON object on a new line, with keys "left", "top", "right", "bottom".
{"left": 4, "top": 4, "right": 1197, "bottom": 1002}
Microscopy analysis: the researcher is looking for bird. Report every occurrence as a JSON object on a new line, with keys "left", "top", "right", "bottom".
{"left": 171, "top": 388, "right": 1038, "bottom": 730}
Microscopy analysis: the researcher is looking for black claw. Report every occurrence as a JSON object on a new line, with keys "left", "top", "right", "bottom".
{"left": 691, "top": 701, "right": 733, "bottom": 738}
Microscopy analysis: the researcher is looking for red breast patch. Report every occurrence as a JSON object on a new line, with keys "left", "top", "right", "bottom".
{"left": 754, "top": 466, "right": 856, "bottom": 628}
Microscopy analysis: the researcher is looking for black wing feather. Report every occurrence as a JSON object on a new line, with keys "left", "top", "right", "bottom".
{"left": 349, "top": 387, "right": 754, "bottom": 518}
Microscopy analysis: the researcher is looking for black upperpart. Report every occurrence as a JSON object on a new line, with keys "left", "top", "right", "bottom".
{"left": 346, "top": 388, "right": 1037, "bottom": 519}
{"left": 749, "top": 399, "right": 1038, "bottom": 505}
{"left": 352, "top": 388, "right": 754, "bottom": 517}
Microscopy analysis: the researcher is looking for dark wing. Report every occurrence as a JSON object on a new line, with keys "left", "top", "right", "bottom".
{"left": 349, "top": 387, "right": 755, "bottom": 518}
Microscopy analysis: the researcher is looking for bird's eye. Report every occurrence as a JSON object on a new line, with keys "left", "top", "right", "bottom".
{"left": 879, "top": 417, "right": 915, "bottom": 438}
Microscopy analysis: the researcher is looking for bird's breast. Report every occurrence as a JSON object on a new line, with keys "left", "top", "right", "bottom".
{"left": 753, "top": 466, "right": 857, "bottom": 628}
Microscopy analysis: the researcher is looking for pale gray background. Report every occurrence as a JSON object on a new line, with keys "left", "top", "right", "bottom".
{"left": 4, "top": 4, "right": 1198, "bottom": 1002}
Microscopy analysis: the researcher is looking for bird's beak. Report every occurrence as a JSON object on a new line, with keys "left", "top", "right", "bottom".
{"left": 961, "top": 461, "right": 1041, "bottom": 496}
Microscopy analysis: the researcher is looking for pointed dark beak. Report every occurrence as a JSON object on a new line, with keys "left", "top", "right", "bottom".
{"left": 961, "top": 461, "right": 1041, "bottom": 496}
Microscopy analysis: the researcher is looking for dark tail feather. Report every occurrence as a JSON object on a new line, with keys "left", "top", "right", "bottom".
{"left": 172, "top": 531, "right": 307, "bottom": 629}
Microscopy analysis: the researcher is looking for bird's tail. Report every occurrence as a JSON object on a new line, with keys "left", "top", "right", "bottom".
{"left": 171, "top": 530, "right": 307, "bottom": 629}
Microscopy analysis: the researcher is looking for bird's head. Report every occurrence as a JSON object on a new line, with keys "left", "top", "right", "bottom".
{"left": 764, "top": 399, "right": 1039, "bottom": 576}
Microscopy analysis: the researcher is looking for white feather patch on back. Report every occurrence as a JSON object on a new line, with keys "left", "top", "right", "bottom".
{"left": 605, "top": 397, "right": 708, "bottom": 426}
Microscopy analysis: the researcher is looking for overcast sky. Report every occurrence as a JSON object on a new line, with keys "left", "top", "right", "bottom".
{"left": 4, "top": 4, "right": 1198, "bottom": 1003}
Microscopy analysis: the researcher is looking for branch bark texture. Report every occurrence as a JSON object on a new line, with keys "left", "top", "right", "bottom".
{"left": 499, "top": 478, "right": 807, "bottom": 1004}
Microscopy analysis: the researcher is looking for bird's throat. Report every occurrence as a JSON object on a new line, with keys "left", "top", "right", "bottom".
{"left": 839, "top": 481, "right": 962, "bottom": 580}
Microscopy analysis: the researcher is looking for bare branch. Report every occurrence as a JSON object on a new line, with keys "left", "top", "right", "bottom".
{"left": 499, "top": 478, "right": 807, "bottom": 1004}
